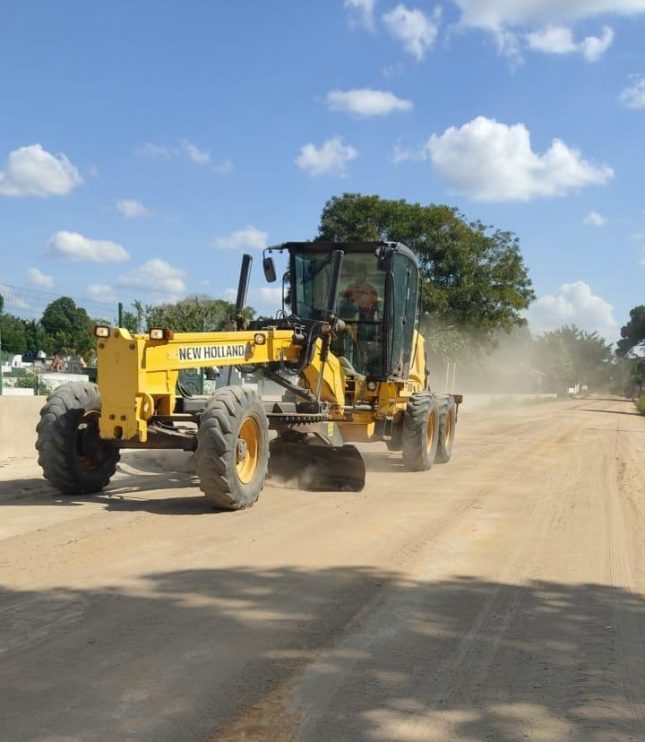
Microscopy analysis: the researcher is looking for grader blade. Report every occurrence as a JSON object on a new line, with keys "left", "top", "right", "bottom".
{"left": 268, "top": 440, "right": 366, "bottom": 492}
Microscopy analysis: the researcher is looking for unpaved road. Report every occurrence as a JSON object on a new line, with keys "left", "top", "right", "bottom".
{"left": 1, "top": 397, "right": 644, "bottom": 741}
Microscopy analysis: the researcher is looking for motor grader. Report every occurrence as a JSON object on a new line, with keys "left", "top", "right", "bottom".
{"left": 36, "top": 242, "right": 462, "bottom": 509}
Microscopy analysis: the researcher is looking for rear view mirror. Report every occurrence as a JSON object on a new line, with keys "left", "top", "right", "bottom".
{"left": 263, "top": 256, "right": 277, "bottom": 283}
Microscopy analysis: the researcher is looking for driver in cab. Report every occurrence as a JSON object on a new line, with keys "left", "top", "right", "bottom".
{"left": 342, "top": 265, "right": 378, "bottom": 321}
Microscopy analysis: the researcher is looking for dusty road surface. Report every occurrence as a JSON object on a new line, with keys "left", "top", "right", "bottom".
{"left": 1, "top": 397, "right": 644, "bottom": 741}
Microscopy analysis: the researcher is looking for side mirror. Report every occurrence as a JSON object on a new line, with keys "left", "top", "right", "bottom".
{"left": 263, "top": 256, "right": 277, "bottom": 283}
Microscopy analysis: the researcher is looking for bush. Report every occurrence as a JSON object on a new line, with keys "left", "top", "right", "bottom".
{"left": 14, "top": 373, "right": 52, "bottom": 395}
{"left": 637, "top": 397, "right": 645, "bottom": 416}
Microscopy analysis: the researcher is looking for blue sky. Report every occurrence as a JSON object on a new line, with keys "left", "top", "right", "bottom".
{"left": 1, "top": 0, "right": 644, "bottom": 341}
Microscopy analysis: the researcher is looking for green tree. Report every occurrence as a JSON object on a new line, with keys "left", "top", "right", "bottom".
{"left": 23, "top": 320, "right": 49, "bottom": 359}
{"left": 533, "top": 325, "right": 615, "bottom": 393}
{"left": 317, "top": 194, "right": 535, "bottom": 344}
{"left": 40, "top": 297, "right": 93, "bottom": 356}
{"left": 616, "top": 305, "right": 645, "bottom": 357}
{"left": 123, "top": 296, "right": 254, "bottom": 334}
{"left": 0, "top": 313, "right": 28, "bottom": 354}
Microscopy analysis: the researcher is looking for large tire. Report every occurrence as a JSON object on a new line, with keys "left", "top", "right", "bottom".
{"left": 436, "top": 399, "right": 457, "bottom": 464}
{"left": 36, "top": 382, "right": 119, "bottom": 494}
{"left": 401, "top": 392, "right": 440, "bottom": 471}
{"left": 195, "top": 386, "right": 269, "bottom": 510}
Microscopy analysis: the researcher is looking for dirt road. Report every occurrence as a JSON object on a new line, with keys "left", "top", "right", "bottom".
{"left": 1, "top": 397, "right": 644, "bottom": 741}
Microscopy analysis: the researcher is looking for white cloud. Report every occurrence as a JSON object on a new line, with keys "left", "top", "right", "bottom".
{"left": 136, "top": 143, "right": 173, "bottom": 160}
{"left": 214, "top": 159, "right": 234, "bottom": 174}
{"left": 136, "top": 139, "right": 216, "bottom": 166}
{"left": 48, "top": 231, "right": 130, "bottom": 263}
{"left": 213, "top": 225, "right": 269, "bottom": 251}
{"left": 326, "top": 88, "right": 413, "bottom": 116}
{"left": 118, "top": 259, "right": 187, "bottom": 298}
{"left": 454, "top": 0, "right": 645, "bottom": 30}
{"left": 584, "top": 210, "right": 606, "bottom": 226}
{"left": 424, "top": 116, "right": 613, "bottom": 201}
{"left": 116, "top": 198, "right": 151, "bottom": 218}
{"left": 526, "top": 25, "right": 613, "bottom": 61}
{"left": 179, "top": 139, "right": 210, "bottom": 165}
{"left": 0, "top": 144, "right": 83, "bottom": 198}
{"left": 295, "top": 137, "right": 358, "bottom": 176}
{"left": 27, "top": 267, "right": 54, "bottom": 288}
{"left": 620, "top": 74, "right": 645, "bottom": 109}
{"left": 392, "top": 142, "right": 427, "bottom": 163}
{"left": 88, "top": 283, "right": 117, "bottom": 302}
{"left": 580, "top": 26, "right": 614, "bottom": 61}
{"left": 528, "top": 281, "right": 618, "bottom": 341}
{"left": 382, "top": 4, "right": 441, "bottom": 60}
{"left": 526, "top": 25, "right": 576, "bottom": 54}
{"left": 344, "top": 0, "right": 376, "bottom": 29}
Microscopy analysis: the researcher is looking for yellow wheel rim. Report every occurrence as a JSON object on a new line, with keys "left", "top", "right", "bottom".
{"left": 444, "top": 411, "right": 453, "bottom": 446}
{"left": 236, "top": 417, "right": 260, "bottom": 484}
{"left": 426, "top": 410, "right": 436, "bottom": 453}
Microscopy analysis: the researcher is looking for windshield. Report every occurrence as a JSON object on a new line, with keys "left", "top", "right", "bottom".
{"left": 293, "top": 251, "right": 386, "bottom": 377}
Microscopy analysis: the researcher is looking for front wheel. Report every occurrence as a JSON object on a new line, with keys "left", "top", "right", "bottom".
{"left": 401, "top": 393, "right": 440, "bottom": 471}
{"left": 195, "top": 386, "right": 269, "bottom": 510}
{"left": 36, "top": 382, "right": 120, "bottom": 494}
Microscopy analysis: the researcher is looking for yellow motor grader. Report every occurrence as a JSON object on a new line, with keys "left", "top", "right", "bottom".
{"left": 36, "top": 242, "right": 462, "bottom": 509}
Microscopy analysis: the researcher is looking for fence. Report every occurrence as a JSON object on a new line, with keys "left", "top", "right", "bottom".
{"left": 0, "top": 283, "right": 120, "bottom": 396}
{"left": 0, "top": 282, "right": 118, "bottom": 324}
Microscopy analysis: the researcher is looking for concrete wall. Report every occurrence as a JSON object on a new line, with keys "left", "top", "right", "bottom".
{"left": 0, "top": 396, "right": 43, "bottom": 459}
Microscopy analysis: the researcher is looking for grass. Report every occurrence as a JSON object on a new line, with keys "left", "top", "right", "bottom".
{"left": 636, "top": 396, "right": 645, "bottom": 416}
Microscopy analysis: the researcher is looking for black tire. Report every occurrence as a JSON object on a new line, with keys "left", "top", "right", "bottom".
{"left": 36, "top": 382, "right": 120, "bottom": 494}
{"left": 401, "top": 392, "right": 440, "bottom": 471}
{"left": 195, "top": 386, "right": 269, "bottom": 510}
{"left": 436, "top": 399, "right": 457, "bottom": 464}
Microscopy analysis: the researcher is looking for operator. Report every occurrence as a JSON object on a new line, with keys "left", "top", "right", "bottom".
{"left": 342, "top": 265, "right": 378, "bottom": 321}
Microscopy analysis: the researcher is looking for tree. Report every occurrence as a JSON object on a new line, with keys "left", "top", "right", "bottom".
{"left": 317, "top": 194, "right": 535, "bottom": 344}
{"left": 532, "top": 325, "right": 614, "bottom": 393}
{"left": 23, "top": 320, "right": 49, "bottom": 360}
{"left": 122, "top": 296, "right": 255, "bottom": 334}
{"left": 0, "top": 313, "right": 28, "bottom": 354}
{"left": 616, "top": 305, "right": 645, "bottom": 357}
{"left": 533, "top": 331, "right": 575, "bottom": 393}
{"left": 40, "top": 297, "right": 93, "bottom": 356}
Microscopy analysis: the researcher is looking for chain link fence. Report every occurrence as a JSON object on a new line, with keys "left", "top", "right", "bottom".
{"left": 0, "top": 283, "right": 119, "bottom": 396}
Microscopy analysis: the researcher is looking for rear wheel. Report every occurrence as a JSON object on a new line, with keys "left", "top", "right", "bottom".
{"left": 436, "top": 399, "right": 456, "bottom": 464}
{"left": 36, "top": 382, "right": 119, "bottom": 494}
{"left": 196, "top": 386, "right": 269, "bottom": 510}
{"left": 401, "top": 392, "right": 439, "bottom": 471}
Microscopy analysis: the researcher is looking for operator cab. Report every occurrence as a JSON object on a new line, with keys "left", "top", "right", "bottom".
{"left": 284, "top": 242, "right": 419, "bottom": 381}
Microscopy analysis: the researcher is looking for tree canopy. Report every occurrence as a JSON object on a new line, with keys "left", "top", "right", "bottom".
{"left": 317, "top": 194, "right": 535, "bottom": 341}
{"left": 616, "top": 305, "right": 645, "bottom": 357}
{"left": 40, "top": 297, "right": 93, "bottom": 355}
{"left": 122, "top": 296, "right": 253, "bottom": 334}
{"left": 532, "top": 325, "right": 614, "bottom": 392}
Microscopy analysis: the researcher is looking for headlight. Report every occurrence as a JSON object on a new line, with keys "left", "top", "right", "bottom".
{"left": 149, "top": 328, "right": 174, "bottom": 340}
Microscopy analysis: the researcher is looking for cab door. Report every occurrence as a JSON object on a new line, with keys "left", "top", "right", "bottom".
{"left": 388, "top": 251, "right": 419, "bottom": 379}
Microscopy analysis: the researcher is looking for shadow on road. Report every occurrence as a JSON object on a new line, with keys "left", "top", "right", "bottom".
{"left": 578, "top": 407, "right": 642, "bottom": 417}
{"left": 1, "top": 567, "right": 644, "bottom": 740}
